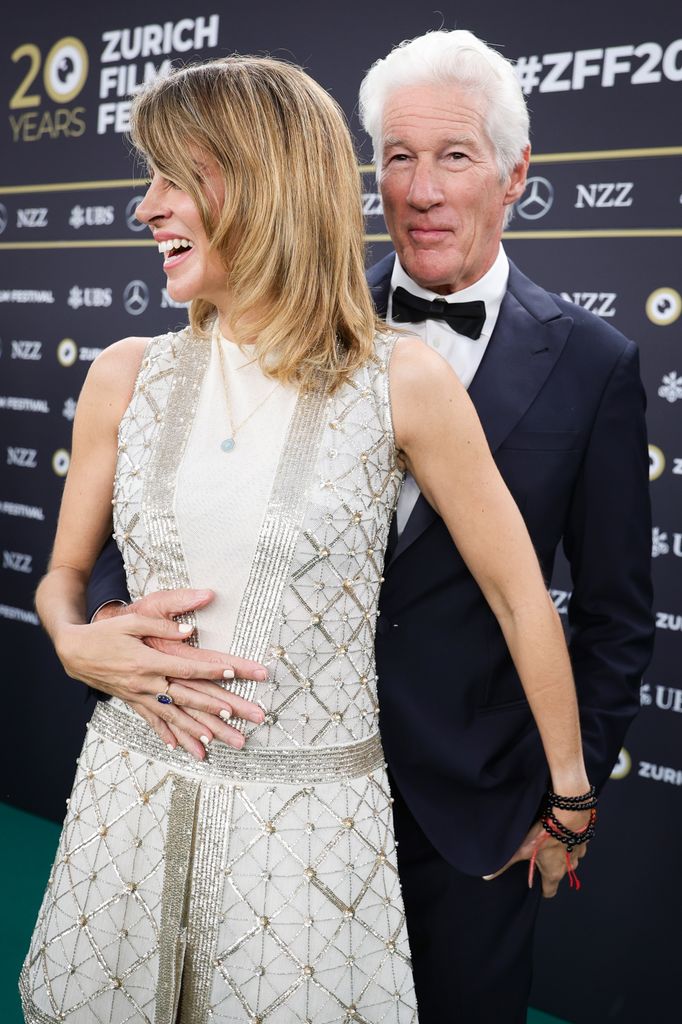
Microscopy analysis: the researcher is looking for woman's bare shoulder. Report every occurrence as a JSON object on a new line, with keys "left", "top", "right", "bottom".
{"left": 79, "top": 336, "right": 151, "bottom": 424}
{"left": 390, "top": 334, "right": 465, "bottom": 403}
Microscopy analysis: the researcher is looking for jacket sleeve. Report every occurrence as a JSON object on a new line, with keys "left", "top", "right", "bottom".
{"left": 563, "top": 340, "right": 654, "bottom": 789}
{"left": 86, "top": 535, "right": 129, "bottom": 621}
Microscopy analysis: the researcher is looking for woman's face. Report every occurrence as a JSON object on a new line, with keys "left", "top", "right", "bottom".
{"left": 135, "top": 155, "right": 228, "bottom": 308}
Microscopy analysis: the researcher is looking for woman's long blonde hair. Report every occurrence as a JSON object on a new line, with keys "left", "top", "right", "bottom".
{"left": 130, "top": 56, "right": 382, "bottom": 391}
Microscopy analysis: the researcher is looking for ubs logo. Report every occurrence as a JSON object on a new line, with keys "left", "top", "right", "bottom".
{"left": 516, "top": 177, "right": 554, "bottom": 220}
{"left": 123, "top": 279, "right": 149, "bottom": 315}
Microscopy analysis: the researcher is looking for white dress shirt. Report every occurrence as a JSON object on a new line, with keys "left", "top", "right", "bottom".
{"left": 388, "top": 245, "right": 510, "bottom": 534}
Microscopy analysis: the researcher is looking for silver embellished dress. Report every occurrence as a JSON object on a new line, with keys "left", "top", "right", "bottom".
{"left": 21, "top": 327, "right": 419, "bottom": 1024}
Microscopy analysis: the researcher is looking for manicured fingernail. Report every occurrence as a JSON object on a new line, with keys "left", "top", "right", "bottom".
{"left": 178, "top": 623, "right": 193, "bottom": 634}
{"left": 482, "top": 874, "right": 494, "bottom": 881}
{"left": 200, "top": 734, "right": 211, "bottom": 746}
{"left": 255, "top": 669, "right": 268, "bottom": 681}
{"left": 252, "top": 710, "right": 265, "bottom": 723}
{"left": 166, "top": 743, "right": 174, "bottom": 751}
{"left": 219, "top": 710, "right": 232, "bottom": 723}
{"left": 223, "top": 668, "right": 235, "bottom": 680}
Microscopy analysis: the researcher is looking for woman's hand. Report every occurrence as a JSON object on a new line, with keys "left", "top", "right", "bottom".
{"left": 57, "top": 587, "right": 267, "bottom": 761}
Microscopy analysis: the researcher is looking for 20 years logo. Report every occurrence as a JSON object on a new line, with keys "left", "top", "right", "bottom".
{"left": 9, "top": 35, "right": 88, "bottom": 142}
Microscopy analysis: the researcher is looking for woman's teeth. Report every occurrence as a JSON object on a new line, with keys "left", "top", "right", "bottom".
{"left": 158, "top": 238, "right": 193, "bottom": 255}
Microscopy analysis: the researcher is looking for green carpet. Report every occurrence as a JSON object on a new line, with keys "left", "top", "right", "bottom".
{"left": 0, "top": 801, "right": 570, "bottom": 1023}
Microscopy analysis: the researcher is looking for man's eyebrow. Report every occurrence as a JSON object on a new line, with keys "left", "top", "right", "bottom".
{"left": 383, "top": 133, "right": 480, "bottom": 150}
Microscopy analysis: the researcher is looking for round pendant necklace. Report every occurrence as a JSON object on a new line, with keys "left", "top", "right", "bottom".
{"left": 215, "top": 330, "right": 280, "bottom": 452}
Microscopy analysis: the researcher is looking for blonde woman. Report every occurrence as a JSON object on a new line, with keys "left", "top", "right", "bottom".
{"left": 22, "top": 57, "right": 592, "bottom": 1023}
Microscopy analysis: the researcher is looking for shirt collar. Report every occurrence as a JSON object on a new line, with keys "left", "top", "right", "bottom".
{"left": 390, "top": 244, "right": 509, "bottom": 325}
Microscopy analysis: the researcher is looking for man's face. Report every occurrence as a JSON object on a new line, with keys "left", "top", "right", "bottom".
{"left": 379, "top": 83, "right": 529, "bottom": 294}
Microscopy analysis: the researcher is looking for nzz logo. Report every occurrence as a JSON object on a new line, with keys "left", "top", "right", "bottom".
{"left": 17, "top": 208, "right": 48, "bottom": 228}
{"left": 2, "top": 550, "right": 32, "bottom": 574}
{"left": 561, "top": 292, "right": 616, "bottom": 318}
{"left": 7, "top": 446, "right": 37, "bottom": 468}
{"left": 575, "top": 182, "right": 634, "bottom": 208}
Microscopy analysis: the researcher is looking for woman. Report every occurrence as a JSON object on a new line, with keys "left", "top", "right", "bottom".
{"left": 21, "top": 57, "right": 592, "bottom": 1023}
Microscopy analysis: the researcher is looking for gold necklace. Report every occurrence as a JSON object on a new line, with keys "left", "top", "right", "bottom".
{"left": 215, "top": 335, "right": 280, "bottom": 453}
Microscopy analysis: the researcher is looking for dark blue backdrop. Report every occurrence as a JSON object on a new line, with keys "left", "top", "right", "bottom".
{"left": 1, "top": 3, "right": 680, "bottom": 1020}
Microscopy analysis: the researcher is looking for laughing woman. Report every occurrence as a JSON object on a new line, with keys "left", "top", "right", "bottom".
{"left": 21, "top": 57, "right": 592, "bottom": 1023}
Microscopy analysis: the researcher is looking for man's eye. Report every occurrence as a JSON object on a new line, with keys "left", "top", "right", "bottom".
{"left": 447, "top": 152, "right": 466, "bottom": 161}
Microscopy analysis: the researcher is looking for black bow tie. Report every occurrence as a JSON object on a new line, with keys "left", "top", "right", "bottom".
{"left": 391, "top": 286, "right": 486, "bottom": 340}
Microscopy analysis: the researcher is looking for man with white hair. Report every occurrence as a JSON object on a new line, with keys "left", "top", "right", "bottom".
{"left": 358, "top": 29, "right": 653, "bottom": 1020}
{"left": 80, "top": 29, "right": 652, "bottom": 1022}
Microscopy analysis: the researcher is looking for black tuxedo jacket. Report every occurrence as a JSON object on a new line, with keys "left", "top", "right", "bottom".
{"left": 369, "top": 253, "right": 653, "bottom": 874}
{"left": 87, "top": 253, "right": 654, "bottom": 875}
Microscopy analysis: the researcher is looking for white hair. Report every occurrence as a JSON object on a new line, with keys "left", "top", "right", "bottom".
{"left": 359, "top": 29, "right": 530, "bottom": 185}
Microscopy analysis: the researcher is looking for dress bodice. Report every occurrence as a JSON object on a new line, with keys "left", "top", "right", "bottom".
{"left": 113, "top": 326, "right": 403, "bottom": 749}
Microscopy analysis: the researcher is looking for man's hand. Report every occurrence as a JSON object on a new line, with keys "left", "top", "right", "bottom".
{"left": 58, "top": 588, "right": 267, "bottom": 761}
{"left": 482, "top": 819, "right": 588, "bottom": 898}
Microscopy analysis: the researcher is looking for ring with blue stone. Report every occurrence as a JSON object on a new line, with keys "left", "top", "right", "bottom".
{"left": 156, "top": 684, "right": 174, "bottom": 705}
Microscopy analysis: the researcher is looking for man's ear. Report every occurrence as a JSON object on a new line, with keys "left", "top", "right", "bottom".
{"left": 504, "top": 144, "right": 531, "bottom": 207}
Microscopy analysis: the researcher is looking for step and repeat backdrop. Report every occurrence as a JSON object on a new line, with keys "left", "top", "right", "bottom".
{"left": 1, "top": 2, "right": 680, "bottom": 1020}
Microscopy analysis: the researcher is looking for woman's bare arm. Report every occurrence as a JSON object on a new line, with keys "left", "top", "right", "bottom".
{"left": 36, "top": 338, "right": 265, "bottom": 759}
{"left": 390, "top": 337, "right": 590, "bottom": 891}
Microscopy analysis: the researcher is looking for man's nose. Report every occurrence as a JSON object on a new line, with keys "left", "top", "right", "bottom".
{"left": 405, "top": 161, "right": 444, "bottom": 210}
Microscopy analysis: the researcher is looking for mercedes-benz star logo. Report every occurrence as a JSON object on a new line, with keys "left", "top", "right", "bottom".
{"left": 517, "top": 176, "right": 554, "bottom": 221}
{"left": 0, "top": 203, "right": 7, "bottom": 234}
{"left": 125, "top": 196, "right": 146, "bottom": 232}
{"left": 123, "top": 279, "right": 150, "bottom": 316}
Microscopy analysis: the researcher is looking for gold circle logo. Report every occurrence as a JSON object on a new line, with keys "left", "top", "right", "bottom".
{"left": 52, "top": 449, "right": 70, "bottom": 476}
{"left": 43, "top": 37, "right": 89, "bottom": 104}
{"left": 648, "top": 444, "right": 666, "bottom": 481}
{"left": 57, "top": 338, "right": 78, "bottom": 366}
{"left": 610, "top": 748, "right": 632, "bottom": 781}
{"left": 646, "top": 288, "right": 682, "bottom": 326}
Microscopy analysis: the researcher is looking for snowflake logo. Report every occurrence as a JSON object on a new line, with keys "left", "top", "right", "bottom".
{"left": 658, "top": 371, "right": 682, "bottom": 404}
{"left": 69, "top": 205, "right": 85, "bottom": 230}
{"left": 67, "top": 286, "right": 83, "bottom": 310}
{"left": 652, "top": 527, "right": 670, "bottom": 558}
{"left": 62, "top": 397, "right": 77, "bottom": 421}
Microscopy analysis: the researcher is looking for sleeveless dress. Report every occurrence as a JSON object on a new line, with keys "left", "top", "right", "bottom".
{"left": 20, "top": 326, "right": 418, "bottom": 1024}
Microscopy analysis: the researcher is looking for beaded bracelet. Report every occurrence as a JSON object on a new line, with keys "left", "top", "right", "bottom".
{"left": 546, "top": 785, "right": 597, "bottom": 811}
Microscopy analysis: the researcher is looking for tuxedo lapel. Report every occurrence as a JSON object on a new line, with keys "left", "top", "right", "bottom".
{"left": 367, "top": 252, "right": 394, "bottom": 318}
{"left": 379, "top": 260, "right": 574, "bottom": 570}
{"left": 468, "top": 266, "right": 574, "bottom": 453}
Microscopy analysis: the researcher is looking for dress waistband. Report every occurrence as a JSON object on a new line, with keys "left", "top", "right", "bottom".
{"left": 90, "top": 700, "right": 385, "bottom": 785}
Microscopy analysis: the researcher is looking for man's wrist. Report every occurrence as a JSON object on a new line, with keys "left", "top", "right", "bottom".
{"left": 91, "top": 599, "right": 128, "bottom": 623}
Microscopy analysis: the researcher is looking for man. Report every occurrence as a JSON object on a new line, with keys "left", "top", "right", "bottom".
{"left": 79, "top": 29, "right": 652, "bottom": 1023}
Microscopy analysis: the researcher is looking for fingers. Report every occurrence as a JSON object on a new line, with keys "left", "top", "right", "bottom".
{"left": 184, "top": 709, "right": 246, "bottom": 750}
{"left": 151, "top": 639, "right": 269, "bottom": 682}
{"left": 144, "top": 696, "right": 216, "bottom": 756}
{"left": 131, "top": 588, "right": 215, "bottom": 618}
{"left": 169, "top": 679, "right": 265, "bottom": 724}
{"left": 129, "top": 701, "right": 178, "bottom": 750}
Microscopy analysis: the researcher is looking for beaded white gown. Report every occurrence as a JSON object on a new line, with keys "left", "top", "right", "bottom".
{"left": 21, "top": 327, "right": 419, "bottom": 1024}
